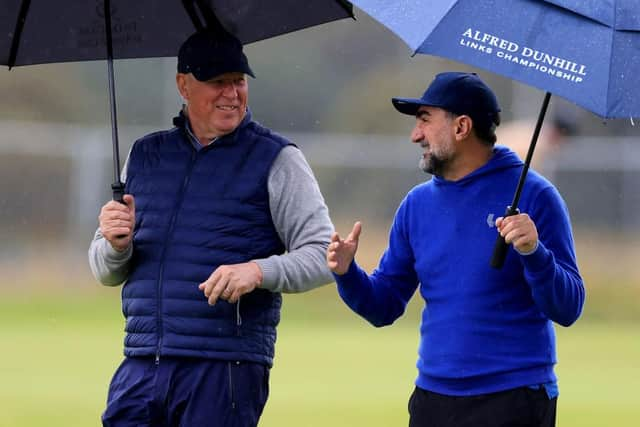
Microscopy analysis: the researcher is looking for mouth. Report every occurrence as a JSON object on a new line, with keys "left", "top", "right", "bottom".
{"left": 216, "top": 105, "right": 238, "bottom": 112}
{"left": 421, "top": 143, "right": 431, "bottom": 158}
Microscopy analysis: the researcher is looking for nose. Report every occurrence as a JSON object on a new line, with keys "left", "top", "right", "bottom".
{"left": 221, "top": 81, "right": 238, "bottom": 98}
{"left": 410, "top": 123, "right": 424, "bottom": 144}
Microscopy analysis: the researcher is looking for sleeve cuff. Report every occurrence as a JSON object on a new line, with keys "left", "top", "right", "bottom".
{"left": 254, "top": 258, "right": 277, "bottom": 291}
{"left": 105, "top": 242, "right": 133, "bottom": 262}
{"left": 332, "top": 260, "right": 360, "bottom": 284}
{"left": 520, "top": 240, "right": 552, "bottom": 274}
{"left": 515, "top": 240, "right": 539, "bottom": 256}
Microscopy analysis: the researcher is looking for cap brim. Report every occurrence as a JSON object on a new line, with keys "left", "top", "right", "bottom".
{"left": 392, "top": 97, "right": 428, "bottom": 116}
{"left": 191, "top": 62, "right": 256, "bottom": 81}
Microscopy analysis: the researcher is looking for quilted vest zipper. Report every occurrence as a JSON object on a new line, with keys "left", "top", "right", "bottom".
{"left": 236, "top": 297, "right": 242, "bottom": 336}
{"left": 155, "top": 149, "right": 199, "bottom": 362}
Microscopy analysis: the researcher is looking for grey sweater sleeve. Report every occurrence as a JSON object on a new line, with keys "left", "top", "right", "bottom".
{"left": 88, "top": 156, "right": 132, "bottom": 286}
{"left": 254, "top": 145, "right": 335, "bottom": 293}
{"left": 88, "top": 229, "right": 132, "bottom": 286}
{"left": 88, "top": 146, "right": 334, "bottom": 292}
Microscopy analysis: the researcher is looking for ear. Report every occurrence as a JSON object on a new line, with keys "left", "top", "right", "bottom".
{"left": 454, "top": 115, "right": 473, "bottom": 141}
{"left": 176, "top": 73, "right": 189, "bottom": 100}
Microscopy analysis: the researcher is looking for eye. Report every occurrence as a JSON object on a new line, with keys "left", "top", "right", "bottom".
{"left": 207, "top": 79, "right": 224, "bottom": 87}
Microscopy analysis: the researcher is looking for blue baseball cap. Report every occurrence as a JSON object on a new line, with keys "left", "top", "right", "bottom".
{"left": 392, "top": 72, "right": 500, "bottom": 131}
{"left": 177, "top": 30, "right": 255, "bottom": 81}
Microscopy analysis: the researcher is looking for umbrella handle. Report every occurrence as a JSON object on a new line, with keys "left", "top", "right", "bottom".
{"left": 111, "top": 181, "right": 128, "bottom": 239}
{"left": 112, "top": 181, "right": 125, "bottom": 203}
{"left": 490, "top": 206, "right": 519, "bottom": 268}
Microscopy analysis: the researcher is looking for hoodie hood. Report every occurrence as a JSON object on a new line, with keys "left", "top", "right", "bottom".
{"left": 431, "top": 145, "right": 523, "bottom": 186}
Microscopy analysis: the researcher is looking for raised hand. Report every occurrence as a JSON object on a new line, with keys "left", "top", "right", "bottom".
{"left": 327, "top": 221, "right": 362, "bottom": 275}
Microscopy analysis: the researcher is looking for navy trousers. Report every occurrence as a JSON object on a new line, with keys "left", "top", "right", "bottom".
{"left": 102, "top": 357, "right": 269, "bottom": 427}
{"left": 408, "top": 386, "right": 557, "bottom": 427}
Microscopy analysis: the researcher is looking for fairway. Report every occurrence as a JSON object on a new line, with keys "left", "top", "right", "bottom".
{"left": 0, "top": 286, "right": 638, "bottom": 427}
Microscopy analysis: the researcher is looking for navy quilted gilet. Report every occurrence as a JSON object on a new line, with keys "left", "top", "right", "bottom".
{"left": 122, "top": 111, "right": 289, "bottom": 365}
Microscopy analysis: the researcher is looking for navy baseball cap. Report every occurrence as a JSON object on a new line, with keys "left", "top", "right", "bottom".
{"left": 392, "top": 72, "right": 500, "bottom": 131}
{"left": 177, "top": 30, "right": 255, "bottom": 81}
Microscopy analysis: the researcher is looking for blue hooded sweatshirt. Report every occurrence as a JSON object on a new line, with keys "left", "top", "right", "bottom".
{"left": 334, "top": 145, "right": 585, "bottom": 396}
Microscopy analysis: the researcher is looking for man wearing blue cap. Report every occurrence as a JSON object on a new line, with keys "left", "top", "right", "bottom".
{"left": 327, "top": 72, "right": 584, "bottom": 427}
{"left": 89, "top": 29, "right": 334, "bottom": 426}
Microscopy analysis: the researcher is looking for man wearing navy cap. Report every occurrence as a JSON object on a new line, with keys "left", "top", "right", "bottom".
{"left": 89, "top": 29, "right": 334, "bottom": 426}
{"left": 328, "top": 72, "right": 584, "bottom": 426}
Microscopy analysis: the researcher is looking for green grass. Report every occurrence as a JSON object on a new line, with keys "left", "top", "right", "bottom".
{"left": 0, "top": 286, "right": 638, "bottom": 427}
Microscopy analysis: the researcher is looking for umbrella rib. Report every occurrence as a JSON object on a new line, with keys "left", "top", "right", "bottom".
{"left": 8, "top": 0, "right": 32, "bottom": 68}
{"left": 181, "top": 0, "right": 205, "bottom": 31}
{"left": 194, "top": 0, "right": 223, "bottom": 32}
{"left": 335, "top": 0, "right": 356, "bottom": 19}
{"left": 413, "top": 1, "right": 459, "bottom": 55}
{"left": 182, "top": 0, "right": 238, "bottom": 36}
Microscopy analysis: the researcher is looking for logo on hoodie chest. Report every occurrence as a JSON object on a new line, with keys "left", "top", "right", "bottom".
{"left": 486, "top": 213, "right": 496, "bottom": 228}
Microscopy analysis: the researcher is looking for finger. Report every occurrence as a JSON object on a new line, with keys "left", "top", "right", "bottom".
{"left": 512, "top": 234, "right": 533, "bottom": 250}
{"left": 102, "top": 220, "right": 133, "bottom": 234}
{"left": 209, "top": 275, "right": 230, "bottom": 305}
{"left": 498, "top": 223, "right": 509, "bottom": 238}
{"left": 498, "top": 217, "right": 518, "bottom": 237}
{"left": 347, "top": 221, "right": 362, "bottom": 243}
{"left": 104, "top": 217, "right": 133, "bottom": 229}
{"left": 329, "top": 240, "right": 343, "bottom": 252}
{"left": 228, "top": 288, "right": 242, "bottom": 304}
{"left": 504, "top": 229, "right": 527, "bottom": 245}
{"left": 327, "top": 250, "right": 339, "bottom": 268}
{"left": 102, "top": 212, "right": 133, "bottom": 223}
{"left": 330, "top": 232, "right": 341, "bottom": 244}
{"left": 508, "top": 213, "right": 531, "bottom": 228}
{"left": 500, "top": 215, "right": 518, "bottom": 228}
{"left": 101, "top": 200, "right": 130, "bottom": 215}
{"left": 123, "top": 194, "right": 136, "bottom": 215}
{"left": 200, "top": 269, "right": 221, "bottom": 297}
{"left": 105, "top": 227, "right": 133, "bottom": 239}
{"left": 221, "top": 284, "right": 234, "bottom": 300}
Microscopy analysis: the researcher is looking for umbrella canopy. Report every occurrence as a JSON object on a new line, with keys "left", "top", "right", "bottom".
{"left": 349, "top": 0, "right": 640, "bottom": 118}
{"left": 2, "top": 0, "right": 354, "bottom": 66}
{"left": 350, "top": 0, "right": 640, "bottom": 267}
{"left": 1, "top": 0, "right": 355, "bottom": 199}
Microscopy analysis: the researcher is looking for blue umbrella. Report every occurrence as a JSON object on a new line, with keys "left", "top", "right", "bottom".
{"left": 349, "top": 0, "right": 640, "bottom": 267}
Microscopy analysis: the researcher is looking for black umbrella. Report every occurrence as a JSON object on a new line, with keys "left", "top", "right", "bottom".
{"left": 2, "top": 0, "right": 355, "bottom": 200}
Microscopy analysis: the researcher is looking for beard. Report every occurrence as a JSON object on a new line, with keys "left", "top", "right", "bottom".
{"left": 419, "top": 152, "right": 447, "bottom": 176}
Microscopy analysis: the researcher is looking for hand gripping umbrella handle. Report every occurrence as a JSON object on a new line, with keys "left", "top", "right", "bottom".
{"left": 111, "top": 181, "right": 128, "bottom": 239}
{"left": 490, "top": 206, "right": 520, "bottom": 268}
{"left": 490, "top": 92, "right": 551, "bottom": 269}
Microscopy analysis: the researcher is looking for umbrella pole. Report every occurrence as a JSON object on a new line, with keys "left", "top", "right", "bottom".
{"left": 106, "top": 58, "right": 124, "bottom": 202}
{"left": 490, "top": 91, "right": 552, "bottom": 268}
{"left": 104, "top": 0, "right": 125, "bottom": 203}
